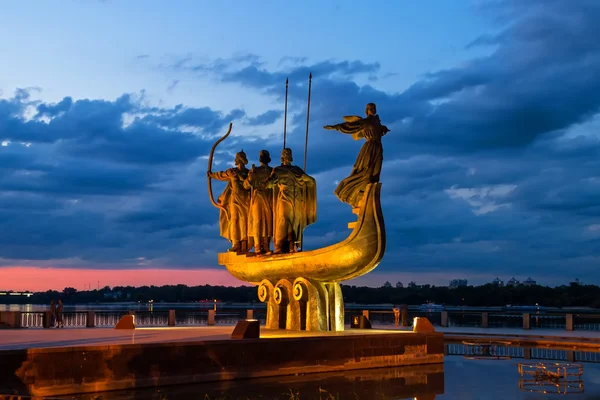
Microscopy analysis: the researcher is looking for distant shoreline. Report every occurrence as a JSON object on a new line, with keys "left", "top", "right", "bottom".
{"left": 2, "top": 302, "right": 599, "bottom": 313}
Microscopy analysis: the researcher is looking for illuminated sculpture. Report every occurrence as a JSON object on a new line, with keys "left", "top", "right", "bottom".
{"left": 244, "top": 150, "right": 274, "bottom": 254}
{"left": 265, "top": 148, "right": 317, "bottom": 254}
{"left": 207, "top": 149, "right": 251, "bottom": 253}
{"left": 208, "top": 74, "right": 386, "bottom": 331}
{"left": 324, "top": 102, "right": 389, "bottom": 208}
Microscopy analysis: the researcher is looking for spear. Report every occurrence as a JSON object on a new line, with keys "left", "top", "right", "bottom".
{"left": 303, "top": 72, "right": 312, "bottom": 171}
{"left": 283, "top": 77, "right": 289, "bottom": 149}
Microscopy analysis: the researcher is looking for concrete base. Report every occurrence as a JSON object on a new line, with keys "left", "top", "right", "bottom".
{"left": 231, "top": 319, "right": 260, "bottom": 339}
{"left": 115, "top": 315, "right": 135, "bottom": 329}
{"left": 0, "top": 328, "right": 443, "bottom": 397}
{"left": 0, "top": 312, "right": 21, "bottom": 329}
{"left": 413, "top": 317, "right": 436, "bottom": 333}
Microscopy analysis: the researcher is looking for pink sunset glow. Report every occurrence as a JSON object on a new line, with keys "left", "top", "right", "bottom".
{"left": 0, "top": 266, "right": 507, "bottom": 292}
{"left": 0, "top": 267, "right": 246, "bottom": 292}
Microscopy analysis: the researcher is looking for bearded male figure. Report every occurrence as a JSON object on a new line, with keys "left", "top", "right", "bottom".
{"left": 243, "top": 150, "right": 274, "bottom": 254}
{"left": 265, "top": 148, "right": 317, "bottom": 254}
{"left": 207, "top": 150, "right": 251, "bottom": 252}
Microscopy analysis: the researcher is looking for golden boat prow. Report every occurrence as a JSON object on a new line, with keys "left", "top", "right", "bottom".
{"left": 218, "top": 182, "right": 386, "bottom": 284}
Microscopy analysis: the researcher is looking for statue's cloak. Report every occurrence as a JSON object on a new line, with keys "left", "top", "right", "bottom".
{"left": 271, "top": 165, "right": 317, "bottom": 249}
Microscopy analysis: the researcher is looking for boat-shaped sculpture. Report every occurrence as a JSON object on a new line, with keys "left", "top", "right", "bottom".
{"left": 218, "top": 182, "right": 386, "bottom": 284}
{"left": 217, "top": 182, "right": 385, "bottom": 333}
{"left": 208, "top": 82, "right": 389, "bottom": 332}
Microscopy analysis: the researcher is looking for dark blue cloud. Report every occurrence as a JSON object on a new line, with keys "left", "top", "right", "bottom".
{"left": 246, "top": 110, "right": 282, "bottom": 126}
{"left": 2, "top": 0, "right": 600, "bottom": 285}
{"left": 141, "top": 105, "right": 245, "bottom": 134}
{"left": 173, "top": 0, "right": 600, "bottom": 283}
{"left": 35, "top": 96, "right": 73, "bottom": 119}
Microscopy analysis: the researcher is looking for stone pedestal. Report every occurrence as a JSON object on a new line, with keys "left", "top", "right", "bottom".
{"left": 523, "top": 313, "right": 530, "bottom": 330}
{"left": 43, "top": 311, "right": 53, "bottom": 328}
{"left": 440, "top": 311, "right": 448, "bottom": 327}
{"left": 86, "top": 311, "right": 95, "bottom": 328}
{"left": 258, "top": 278, "right": 344, "bottom": 332}
{"left": 413, "top": 317, "right": 436, "bottom": 333}
{"left": 481, "top": 312, "right": 489, "bottom": 328}
{"left": 566, "top": 314, "right": 573, "bottom": 331}
{"left": 401, "top": 306, "right": 409, "bottom": 327}
{"left": 0, "top": 311, "right": 22, "bottom": 328}
{"left": 115, "top": 315, "right": 135, "bottom": 329}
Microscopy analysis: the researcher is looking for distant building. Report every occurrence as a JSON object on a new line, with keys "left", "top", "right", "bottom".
{"left": 408, "top": 281, "right": 417, "bottom": 288}
{"left": 492, "top": 277, "right": 504, "bottom": 287}
{"left": 507, "top": 277, "right": 520, "bottom": 287}
{"left": 570, "top": 278, "right": 581, "bottom": 285}
{"left": 395, "top": 281, "right": 404, "bottom": 289}
{"left": 523, "top": 277, "right": 537, "bottom": 286}
{"left": 103, "top": 291, "right": 122, "bottom": 300}
{"left": 0, "top": 291, "right": 33, "bottom": 297}
{"left": 449, "top": 279, "right": 467, "bottom": 289}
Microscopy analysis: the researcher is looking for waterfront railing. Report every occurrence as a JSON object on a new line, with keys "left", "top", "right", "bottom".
{"left": 2, "top": 308, "right": 600, "bottom": 330}
{"left": 446, "top": 343, "right": 600, "bottom": 363}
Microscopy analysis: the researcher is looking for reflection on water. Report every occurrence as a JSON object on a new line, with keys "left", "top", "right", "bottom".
{"left": 447, "top": 343, "right": 600, "bottom": 363}
{"left": 59, "top": 364, "right": 444, "bottom": 400}
{"left": 53, "top": 350, "right": 600, "bottom": 400}
{"left": 445, "top": 356, "right": 600, "bottom": 399}
{"left": 5, "top": 350, "right": 600, "bottom": 399}
{"left": 518, "top": 362, "right": 584, "bottom": 395}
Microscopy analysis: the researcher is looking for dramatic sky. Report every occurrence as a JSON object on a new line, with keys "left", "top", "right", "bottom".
{"left": 1, "top": 0, "right": 599, "bottom": 291}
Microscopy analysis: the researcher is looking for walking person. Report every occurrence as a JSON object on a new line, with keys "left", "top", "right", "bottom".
{"left": 56, "top": 299, "right": 64, "bottom": 328}
{"left": 393, "top": 304, "right": 400, "bottom": 326}
{"left": 49, "top": 300, "right": 57, "bottom": 328}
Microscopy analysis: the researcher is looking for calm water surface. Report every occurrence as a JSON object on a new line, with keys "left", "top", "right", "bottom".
{"left": 57, "top": 355, "right": 600, "bottom": 400}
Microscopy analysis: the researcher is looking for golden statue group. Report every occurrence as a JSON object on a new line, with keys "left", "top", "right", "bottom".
{"left": 207, "top": 147, "right": 316, "bottom": 255}
{"left": 208, "top": 75, "right": 388, "bottom": 332}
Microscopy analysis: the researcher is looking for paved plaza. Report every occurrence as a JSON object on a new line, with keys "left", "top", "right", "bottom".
{"left": 0, "top": 325, "right": 407, "bottom": 351}
{"left": 1, "top": 324, "right": 599, "bottom": 351}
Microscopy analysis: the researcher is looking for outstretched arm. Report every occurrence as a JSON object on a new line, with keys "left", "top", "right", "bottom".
{"left": 324, "top": 118, "right": 364, "bottom": 135}
{"left": 207, "top": 169, "right": 232, "bottom": 181}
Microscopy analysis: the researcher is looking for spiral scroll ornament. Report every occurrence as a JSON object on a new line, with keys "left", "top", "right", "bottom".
{"left": 258, "top": 282, "right": 269, "bottom": 302}
{"left": 293, "top": 281, "right": 308, "bottom": 302}
{"left": 274, "top": 287, "right": 283, "bottom": 304}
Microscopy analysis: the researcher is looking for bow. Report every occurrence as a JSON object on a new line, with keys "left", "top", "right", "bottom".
{"left": 207, "top": 123, "right": 233, "bottom": 218}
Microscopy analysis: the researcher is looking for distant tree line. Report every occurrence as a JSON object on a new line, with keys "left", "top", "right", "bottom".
{"left": 1, "top": 282, "right": 599, "bottom": 308}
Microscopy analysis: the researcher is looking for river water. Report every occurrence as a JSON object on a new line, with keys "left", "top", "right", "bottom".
{"left": 54, "top": 354, "right": 600, "bottom": 399}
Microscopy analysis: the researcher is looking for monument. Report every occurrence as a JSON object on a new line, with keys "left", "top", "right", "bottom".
{"left": 207, "top": 75, "right": 387, "bottom": 332}
{"left": 207, "top": 149, "right": 251, "bottom": 253}
{"left": 244, "top": 150, "right": 274, "bottom": 255}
